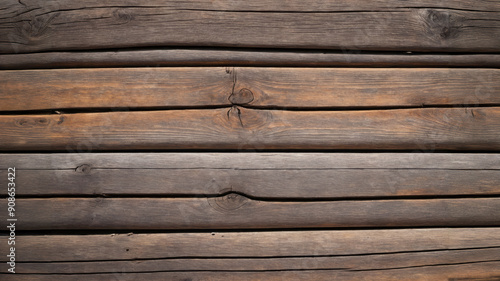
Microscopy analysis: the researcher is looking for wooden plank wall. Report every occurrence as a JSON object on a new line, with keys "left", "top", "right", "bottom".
{"left": 1, "top": 1, "right": 500, "bottom": 280}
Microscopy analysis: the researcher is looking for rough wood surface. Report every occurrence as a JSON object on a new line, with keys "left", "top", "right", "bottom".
{"left": 1, "top": 1, "right": 499, "bottom": 53}
{"left": 1, "top": 228, "right": 499, "bottom": 280}
{"left": 3, "top": 168, "right": 499, "bottom": 198}
{"left": 2, "top": 228, "right": 499, "bottom": 261}
{"left": 1, "top": 68, "right": 499, "bottom": 111}
{"left": 3, "top": 197, "right": 499, "bottom": 229}
{"left": 2, "top": 153, "right": 499, "bottom": 170}
{"left": 2, "top": 50, "right": 500, "bottom": 69}
{"left": 2, "top": 267, "right": 500, "bottom": 281}
{"left": 13, "top": 248, "right": 500, "bottom": 273}
{"left": 1, "top": 107, "right": 499, "bottom": 151}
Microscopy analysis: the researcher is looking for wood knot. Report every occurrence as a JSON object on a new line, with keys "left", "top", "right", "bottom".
{"left": 75, "top": 164, "right": 92, "bottom": 174}
{"left": 14, "top": 117, "right": 50, "bottom": 128}
{"left": 208, "top": 192, "right": 249, "bottom": 213}
{"left": 422, "top": 9, "right": 461, "bottom": 40}
{"left": 224, "top": 106, "right": 271, "bottom": 130}
{"left": 113, "top": 9, "right": 134, "bottom": 24}
{"left": 17, "top": 13, "right": 58, "bottom": 40}
{"left": 229, "top": 88, "right": 254, "bottom": 105}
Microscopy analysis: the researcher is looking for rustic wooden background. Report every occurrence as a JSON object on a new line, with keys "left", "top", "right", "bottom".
{"left": 1, "top": 0, "right": 500, "bottom": 280}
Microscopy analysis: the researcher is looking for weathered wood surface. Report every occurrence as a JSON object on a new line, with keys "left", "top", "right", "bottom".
{"left": 13, "top": 248, "right": 500, "bottom": 273}
{"left": 1, "top": 1, "right": 500, "bottom": 54}
{"left": 1, "top": 153, "right": 499, "bottom": 197}
{"left": 1, "top": 228, "right": 499, "bottom": 280}
{"left": 2, "top": 267, "right": 499, "bottom": 281}
{"left": 3, "top": 197, "right": 499, "bottom": 229}
{"left": 1, "top": 228, "right": 499, "bottom": 260}
{"left": 2, "top": 50, "right": 500, "bottom": 69}
{"left": 2, "top": 153, "right": 499, "bottom": 170}
{"left": 3, "top": 168, "right": 499, "bottom": 198}
{"left": 1, "top": 68, "right": 499, "bottom": 111}
{"left": 1, "top": 107, "right": 499, "bottom": 151}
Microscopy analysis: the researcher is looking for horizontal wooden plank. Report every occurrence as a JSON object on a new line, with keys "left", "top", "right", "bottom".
{"left": 1, "top": 228, "right": 499, "bottom": 280}
{"left": 1, "top": 68, "right": 499, "bottom": 111}
{"left": 6, "top": 266, "right": 500, "bottom": 281}
{"left": 2, "top": 50, "right": 500, "bottom": 69}
{"left": 2, "top": 228, "right": 499, "bottom": 261}
{"left": 235, "top": 68, "right": 500, "bottom": 108}
{"left": 0, "top": 68, "right": 234, "bottom": 111}
{"left": 2, "top": 168, "right": 499, "bottom": 198}
{"left": 3, "top": 265, "right": 500, "bottom": 281}
{"left": 14, "top": 248, "right": 500, "bottom": 274}
{"left": 3, "top": 197, "right": 499, "bottom": 229}
{"left": 1, "top": 107, "right": 499, "bottom": 151}
{"left": 2, "top": 153, "right": 499, "bottom": 170}
{"left": 1, "top": 1, "right": 499, "bottom": 53}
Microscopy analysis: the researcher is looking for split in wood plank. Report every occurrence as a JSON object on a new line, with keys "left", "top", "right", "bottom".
{"left": 1, "top": 228, "right": 499, "bottom": 280}
{"left": 2, "top": 197, "right": 499, "bottom": 230}
{"left": 2, "top": 50, "right": 500, "bottom": 69}
{"left": 1, "top": 107, "right": 500, "bottom": 151}
{"left": 2, "top": 168, "right": 499, "bottom": 198}
{"left": 1, "top": 1, "right": 500, "bottom": 53}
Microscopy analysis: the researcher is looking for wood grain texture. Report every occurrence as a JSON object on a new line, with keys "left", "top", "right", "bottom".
{"left": 1, "top": 68, "right": 499, "bottom": 111}
{"left": 3, "top": 168, "right": 499, "bottom": 198}
{"left": 2, "top": 50, "right": 500, "bottom": 69}
{"left": 1, "top": 228, "right": 499, "bottom": 280}
{"left": 3, "top": 266, "right": 499, "bottom": 281}
{"left": 0, "top": 68, "right": 234, "bottom": 111}
{"left": 1, "top": 107, "right": 499, "bottom": 151}
{"left": 2, "top": 267, "right": 500, "bottom": 281}
{"left": 13, "top": 248, "right": 500, "bottom": 273}
{"left": 2, "top": 197, "right": 499, "bottom": 230}
{"left": 2, "top": 153, "right": 499, "bottom": 170}
{"left": 1, "top": 1, "right": 499, "bottom": 53}
{"left": 2, "top": 228, "right": 499, "bottom": 261}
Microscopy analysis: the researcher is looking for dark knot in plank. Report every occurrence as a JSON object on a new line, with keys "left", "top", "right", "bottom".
{"left": 208, "top": 192, "right": 250, "bottom": 213}
{"left": 422, "top": 9, "right": 462, "bottom": 40}
{"left": 224, "top": 106, "right": 271, "bottom": 130}
{"left": 14, "top": 117, "right": 50, "bottom": 128}
{"left": 75, "top": 164, "right": 92, "bottom": 174}
{"left": 113, "top": 9, "right": 134, "bottom": 24}
{"left": 229, "top": 88, "right": 255, "bottom": 105}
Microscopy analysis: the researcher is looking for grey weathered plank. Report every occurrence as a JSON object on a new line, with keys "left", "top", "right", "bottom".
{"left": 13, "top": 248, "right": 500, "bottom": 273}
{"left": 2, "top": 265, "right": 500, "bottom": 281}
{"left": 1, "top": 153, "right": 499, "bottom": 170}
{"left": 1, "top": 229, "right": 500, "bottom": 280}
{"left": 2, "top": 228, "right": 499, "bottom": 261}
{"left": 3, "top": 266, "right": 500, "bottom": 281}
{"left": 2, "top": 169, "right": 499, "bottom": 198}
{"left": 1, "top": 1, "right": 500, "bottom": 53}
{"left": 3, "top": 197, "right": 499, "bottom": 230}
{"left": 1, "top": 107, "right": 499, "bottom": 151}
{"left": 2, "top": 50, "right": 500, "bottom": 69}
{"left": 1, "top": 68, "right": 499, "bottom": 111}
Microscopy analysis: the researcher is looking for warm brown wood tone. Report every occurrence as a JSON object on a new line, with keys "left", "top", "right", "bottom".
{"left": 3, "top": 197, "right": 499, "bottom": 230}
{"left": 0, "top": 68, "right": 234, "bottom": 111}
{"left": 1, "top": 68, "right": 499, "bottom": 111}
{"left": 234, "top": 68, "right": 500, "bottom": 108}
{"left": 1, "top": 228, "right": 499, "bottom": 280}
{"left": 1, "top": 107, "right": 499, "bottom": 151}
{"left": 2, "top": 50, "right": 500, "bottom": 69}
{"left": 1, "top": 153, "right": 499, "bottom": 197}
{"left": 1, "top": 1, "right": 500, "bottom": 54}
